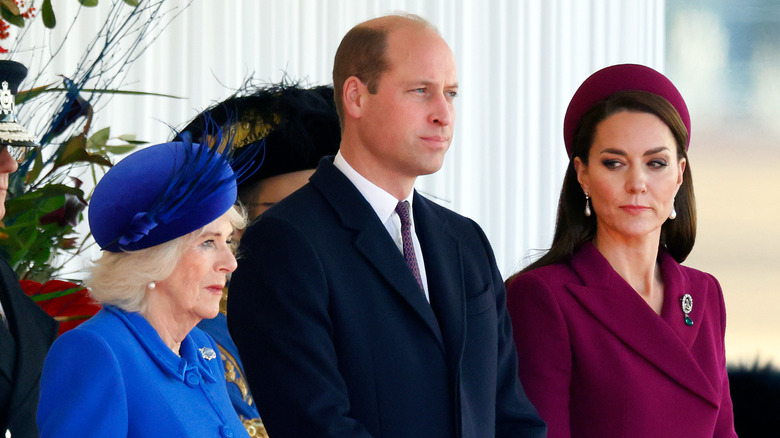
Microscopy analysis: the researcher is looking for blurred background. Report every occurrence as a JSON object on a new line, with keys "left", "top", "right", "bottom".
{"left": 4, "top": 0, "right": 778, "bottom": 365}
{"left": 666, "top": 0, "right": 780, "bottom": 366}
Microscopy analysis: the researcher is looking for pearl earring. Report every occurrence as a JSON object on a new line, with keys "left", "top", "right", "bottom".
{"left": 669, "top": 204, "right": 677, "bottom": 220}
{"left": 584, "top": 193, "right": 592, "bottom": 217}
{"left": 147, "top": 281, "right": 156, "bottom": 290}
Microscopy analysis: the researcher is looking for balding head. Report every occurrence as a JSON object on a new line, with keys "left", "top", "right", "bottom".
{"left": 332, "top": 14, "right": 438, "bottom": 131}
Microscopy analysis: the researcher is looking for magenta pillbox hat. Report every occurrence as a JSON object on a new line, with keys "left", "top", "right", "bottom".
{"left": 563, "top": 63, "right": 690, "bottom": 157}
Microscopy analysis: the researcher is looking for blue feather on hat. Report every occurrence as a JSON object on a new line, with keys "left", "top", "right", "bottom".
{"left": 89, "top": 122, "right": 263, "bottom": 252}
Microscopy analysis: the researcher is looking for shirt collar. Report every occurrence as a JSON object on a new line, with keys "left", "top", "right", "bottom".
{"left": 333, "top": 151, "right": 414, "bottom": 224}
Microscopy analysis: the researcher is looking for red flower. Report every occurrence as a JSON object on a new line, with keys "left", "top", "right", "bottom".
{"left": 0, "top": 20, "right": 9, "bottom": 39}
{"left": 21, "top": 279, "right": 101, "bottom": 336}
{"left": 0, "top": 20, "right": 10, "bottom": 53}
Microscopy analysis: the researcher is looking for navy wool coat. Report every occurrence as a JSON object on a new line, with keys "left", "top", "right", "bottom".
{"left": 228, "top": 157, "right": 545, "bottom": 438}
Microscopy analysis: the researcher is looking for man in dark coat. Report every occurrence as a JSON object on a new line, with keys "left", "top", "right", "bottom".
{"left": 228, "top": 14, "right": 545, "bottom": 438}
{"left": 0, "top": 60, "right": 58, "bottom": 438}
{"left": 0, "top": 257, "right": 57, "bottom": 438}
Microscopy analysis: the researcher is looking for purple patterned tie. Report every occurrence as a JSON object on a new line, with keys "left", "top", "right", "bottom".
{"left": 395, "top": 200, "right": 424, "bottom": 291}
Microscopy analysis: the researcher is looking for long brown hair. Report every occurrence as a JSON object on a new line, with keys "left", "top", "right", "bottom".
{"left": 508, "top": 91, "right": 696, "bottom": 282}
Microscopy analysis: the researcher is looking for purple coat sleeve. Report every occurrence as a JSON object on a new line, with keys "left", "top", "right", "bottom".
{"left": 711, "top": 275, "right": 737, "bottom": 437}
{"left": 507, "top": 270, "right": 573, "bottom": 438}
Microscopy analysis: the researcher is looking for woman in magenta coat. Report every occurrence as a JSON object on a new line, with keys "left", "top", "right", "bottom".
{"left": 506, "top": 64, "right": 736, "bottom": 437}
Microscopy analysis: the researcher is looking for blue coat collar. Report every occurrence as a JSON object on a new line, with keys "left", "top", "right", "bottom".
{"left": 103, "top": 305, "right": 217, "bottom": 384}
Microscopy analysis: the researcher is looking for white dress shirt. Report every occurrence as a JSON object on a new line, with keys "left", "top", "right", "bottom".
{"left": 333, "top": 152, "right": 430, "bottom": 301}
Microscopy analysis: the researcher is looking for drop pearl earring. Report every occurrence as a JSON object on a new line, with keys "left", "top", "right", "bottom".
{"left": 584, "top": 193, "right": 592, "bottom": 217}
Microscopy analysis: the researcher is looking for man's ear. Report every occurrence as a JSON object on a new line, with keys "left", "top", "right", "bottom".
{"left": 342, "top": 76, "right": 367, "bottom": 120}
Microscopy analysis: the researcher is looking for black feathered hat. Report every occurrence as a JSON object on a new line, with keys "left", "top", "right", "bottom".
{"left": 177, "top": 82, "right": 341, "bottom": 195}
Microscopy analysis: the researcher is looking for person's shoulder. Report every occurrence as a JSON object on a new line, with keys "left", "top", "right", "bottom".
{"left": 269, "top": 157, "right": 346, "bottom": 217}
{"left": 415, "top": 194, "right": 483, "bottom": 237}
{"left": 47, "top": 310, "right": 118, "bottom": 364}
{"left": 662, "top": 256, "right": 726, "bottom": 309}
{"left": 675, "top": 261, "right": 721, "bottom": 287}
{"left": 260, "top": 182, "right": 330, "bottom": 228}
{"left": 267, "top": 180, "right": 320, "bottom": 211}
{"left": 56, "top": 307, "right": 111, "bottom": 337}
{"left": 505, "top": 263, "right": 579, "bottom": 321}
{"left": 241, "top": 184, "right": 324, "bottom": 242}
{"left": 60, "top": 306, "right": 135, "bottom": 348}
{"left": 416, "top": 193, "right": 462, "bottom": 218}
{"left": 507, "top": 262, "right": 577, "bottom": 292}
{"left": 519, "top": 261, "right": 575, "bottom": 280}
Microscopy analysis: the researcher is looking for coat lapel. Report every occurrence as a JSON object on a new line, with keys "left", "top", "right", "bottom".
{"left": 309, "top": 159, "right": 444, "bottom": 347}
{"left": 657, "top": 251, "right": 707, "bottom": 350}
{"left": 0, "top": 290, "right": 15, "bottom": 382}
{"left": 567, "top": 243, "right": 719, "bottom": 407}
{"left": 414, "top": 192, "right": 465, "bottom": 371}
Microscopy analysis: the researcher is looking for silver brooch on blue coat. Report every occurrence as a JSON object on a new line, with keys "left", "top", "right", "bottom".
{"left": 681, "top": 293, "right": 694, "bottom": 326}
{"left": 199, "top": 347, "right": 216, "bottom": 360}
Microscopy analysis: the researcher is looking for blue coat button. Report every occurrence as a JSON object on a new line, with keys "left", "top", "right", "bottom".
{"left": 220, "top": 425, "right": 233, "bottom": 437}
{"left": 185, "top": 370, "right": 200, "bottom": 387}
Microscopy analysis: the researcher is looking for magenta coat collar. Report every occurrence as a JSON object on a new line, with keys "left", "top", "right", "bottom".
{"left": 567, "top": 242, "right": 719, "bottom": 406}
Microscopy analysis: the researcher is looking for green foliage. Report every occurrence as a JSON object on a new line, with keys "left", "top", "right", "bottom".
{"left": 1, "top": 125, "right": 145, "bottom": 280}
{"left": 2, "top": 186, "right": 71, "bottom": 279}
{"left": 41, "top": 0, "right": 56, "bottom": 29}
{"left": 0, "top": 0, "right": 186, "bottom": 281}
{"left": 0, "top": 1, "right": 185, "bottom": 281}
{"left": 0, "top": 3, "right": 24, "bottom": 27}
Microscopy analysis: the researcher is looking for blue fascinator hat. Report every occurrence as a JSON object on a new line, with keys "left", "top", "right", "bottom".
{"left": 89, "top": 133, "right": 259, "bottom": 252}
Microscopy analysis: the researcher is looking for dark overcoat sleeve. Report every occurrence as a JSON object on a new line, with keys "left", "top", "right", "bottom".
{"left": 468, "top": 223, "right": 547, "bottom": 438}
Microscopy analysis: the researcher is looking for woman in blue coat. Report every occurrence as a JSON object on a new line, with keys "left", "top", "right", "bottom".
{"left": 37, "top": 138, "right": 257, "bottom": 438}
